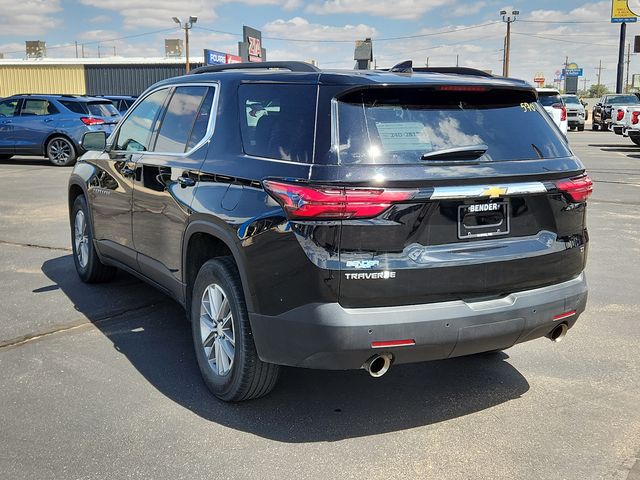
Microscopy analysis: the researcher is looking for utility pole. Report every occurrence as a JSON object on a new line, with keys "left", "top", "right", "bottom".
{"left": 97, "top": 44, "right": 101, "bottom": 58}
{"left": 173, "top": 16, "right": 198, "bottom": 73}
{"left": 425, "top": 57, "right": 429, "bottom": 67}
{"left": 456, "top": 54, "right": 459, "bottom": 67}
{"left": 564, "top": 55, "right": 569, "bottom": 93}
{"left": 597, "top": 59, "right": 603, "bottom": 87}
{"left": 81, "top": 43, "right": 85, "bottom": 58}
{"left": 625, "top": 42, "right": 631, "bottom": 93}
{"left": 113, "top": 46, "right": 116, "bottom": 57}
{"left": 500, "top": 9, "right": 519, "bottom": 77}
{"left": 74, "top": 41, "right": 78, "bottom": 59}
{"left": 582, "top": 77, "right": 589, "bottom": 92}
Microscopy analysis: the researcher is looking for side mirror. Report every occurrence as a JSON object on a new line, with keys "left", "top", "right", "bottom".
{"left": 595, "top": 103, "right": 602, "bottom": 107}
{"left": 81, "top": 131, "right": 107, "bottom": 152}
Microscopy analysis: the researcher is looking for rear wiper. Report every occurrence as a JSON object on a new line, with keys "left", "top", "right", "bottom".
{"left": 420, "top": 144, "right": 488, "bottom": 161}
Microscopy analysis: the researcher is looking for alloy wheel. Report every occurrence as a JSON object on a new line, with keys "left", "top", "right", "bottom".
{"left": 200, "top": 284, "right": 235, "bottom": 376}
{"left": 74, "top": 210, "right": 89, "bottom": 268}
{"left": 49, "top": 139, "right": 72, "bottom": 165}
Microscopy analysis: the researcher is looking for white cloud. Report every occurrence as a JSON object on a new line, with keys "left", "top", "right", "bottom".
{"left": 89, "top": 14, "right": 112, "bottom": 24}
{"left": 0, "top": 0, "right": 62, "bottom": 36}
{"left": 306, "top": 0, "right": 448, "bottom": 20}
{"left": 263, "top": 17, "right": 376, "bottom": 41}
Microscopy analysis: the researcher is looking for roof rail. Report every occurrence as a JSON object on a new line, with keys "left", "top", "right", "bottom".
{"left": 190, "top": 61, "right": 320, "bottom": 75}
{"left": 384, "top": 60, "right": 494, "bottom": 78}
{"left": 413, "top": 67, "right": 494, "bottom": 78}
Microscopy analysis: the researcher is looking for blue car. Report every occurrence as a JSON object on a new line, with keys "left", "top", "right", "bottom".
{"left": 0, "top": 94, "right": 121, "bottom": 166}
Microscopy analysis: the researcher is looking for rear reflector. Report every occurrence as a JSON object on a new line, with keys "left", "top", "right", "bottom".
{"left": 555, "top": 174, "right": 593, "bottom": 203}
{"left": 371, "top": 339, "right": 415, "bottom": 348}
{"left": 553, "top": 310, "right": 576, "bottom": 321}
{"left": 80, "top": 117, "right": 105, "bottom": 125}
{"left": 263, "top": 180, "right": 417, "bottom": 220}
{"left": 632, "top": 111, "right": 640, "bottom": 125}
{"left": 437, "top": 85, "right": 488, "bottom": 92}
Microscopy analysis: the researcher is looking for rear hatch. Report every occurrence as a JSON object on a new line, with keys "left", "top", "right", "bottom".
{"left": 81, "top": 101, "right": 121, "bottom": 130}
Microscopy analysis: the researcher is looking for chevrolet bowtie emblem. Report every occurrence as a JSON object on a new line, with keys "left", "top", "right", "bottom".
{"left": 482, "top": 186, "right": 508, "bottom": 198}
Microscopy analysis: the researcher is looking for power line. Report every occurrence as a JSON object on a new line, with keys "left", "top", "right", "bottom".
{"left": 519, "top": 19, "right": 611, "bottom": 24}
{"left": 194, "top": 21, "right": 500, "bottom": 44}
{"left": 512, "top": 32, "right": 618, "bottom": 47}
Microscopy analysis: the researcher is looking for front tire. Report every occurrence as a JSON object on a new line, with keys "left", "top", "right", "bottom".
{"left": 191, "top": 257, "right": 280, "bottom": 402}
{"left": 578, "top": 124, "right": 585, "bottom": 132}
{"left": 629, "top": 135, "right": 640, "bottom": 146}
{"left": 591, "top": 122, "right": 599, "bottom": 131}
{"left": 47, "top": 136, "right": 77, "bottom": 166}
{"left": 71, "top": 196, "right": 116, "bottom": 283}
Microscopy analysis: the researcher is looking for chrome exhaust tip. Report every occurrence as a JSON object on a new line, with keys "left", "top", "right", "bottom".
{"left": 548, "top": 323, "right": 569, "bottom": 343}
{"left": 363, "top": 353, "right": 392, "bottom": 378}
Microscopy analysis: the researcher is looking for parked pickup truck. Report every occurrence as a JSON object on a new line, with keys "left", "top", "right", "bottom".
{"left": 592, "top": 94, "right": 640, "bottom": 131}
{"left": 618, "top": 108, "right": 640, "bottom": 145}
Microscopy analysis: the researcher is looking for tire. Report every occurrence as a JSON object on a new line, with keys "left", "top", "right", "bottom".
{"left": 0, "top": 154, "right": 13, "bottom": 160}
{"left": 629, "top": 135, "right": 640, "bottom": 146}
{"left": 591, "top": 122, "right": 599, "bottom": 131}
{"left": 191, "top": 257, "right": 280, "bottom": 402}
{"left": 578, "top": 125, "right": 585, "bottom": 132}
{"left": 71, "top": 195, "right": 116, "bottom": 283}
{"left": 47, "top": 136, "right": 77, "bottom": 166}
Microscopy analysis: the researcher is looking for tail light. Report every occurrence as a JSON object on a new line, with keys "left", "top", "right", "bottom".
{"left": 617, "top": 109, "right": 625, "bottom": 121}
{"left": 632, "top": 111, "right": 640, "bottom": 125}
{"left": 263, "top": 180, "right": 417, "bottom": 220}
{"left": 80, "top": 117, "right": 105, "bottom": 126}
{"left": 552, "top": 103, "right": 567, "bottom": 121}
{"left": 555, "top": 174, "right": 593, "bottom": 203}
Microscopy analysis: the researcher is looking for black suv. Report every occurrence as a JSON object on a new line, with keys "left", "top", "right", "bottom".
{"left": 69, "top": 61, "right": 590, "bottom": 401}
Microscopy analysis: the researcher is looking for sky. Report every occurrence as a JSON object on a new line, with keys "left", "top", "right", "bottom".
{"left": 1, "top": 0, "right": 639, "bottom": 90}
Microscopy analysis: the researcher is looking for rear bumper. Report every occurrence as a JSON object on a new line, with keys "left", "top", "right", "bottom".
{"left": 250, "top": 273, "right": 588, "bottom": 369}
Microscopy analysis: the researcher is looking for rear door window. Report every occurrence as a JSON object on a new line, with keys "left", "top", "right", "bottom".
{"left": 20, "top": 99, "right": 58, "bottom": 116}
{"left": 239, "top": 84, "right": 317, "bottom": 163}
{"left": 59, "top": 101, "right": 88, "bottom": 114}
{"left": 335, "top": 87, "right": 571, "bottom": 165}
{"left": 537, "top": 93, "right": 562, "bottom": 107}
{"left": 153, "top": 86, "right": 211, "bottom": 153}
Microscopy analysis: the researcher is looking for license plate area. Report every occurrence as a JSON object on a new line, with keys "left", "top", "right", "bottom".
{"left": 458, "top": 201, "right": 509, "bottom": 239}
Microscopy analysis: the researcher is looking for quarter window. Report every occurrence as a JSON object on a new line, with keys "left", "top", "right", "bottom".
{"left": 154, "top": 86, "right": 211, "bottom": 153}
{"left": 238, "top": 84, "right": 317, "bottom": 163}
{"left": 115, "top": 89, "right": 170, "bottom": 152}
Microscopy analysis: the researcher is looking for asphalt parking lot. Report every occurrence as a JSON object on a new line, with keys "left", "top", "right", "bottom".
{"left": 1, "top": 130, "right": 639, "bottom": 480}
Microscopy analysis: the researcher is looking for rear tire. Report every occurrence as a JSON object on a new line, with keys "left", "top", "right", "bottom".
{"left": 629, "top": 135, "right": 640, "bottom": 146}
{"left": 578, "top": 125, "right": 585, "bottom": 132}
{"left": 191, "top": 257, "right": 280, "bottom": 402}
{"left": 591, "top": 122, "right": 599, "bottom": 131}
{"left": 47, "top": 136, "right": 77, "bottom": 166}
{"left": 71, "top": 195, "right": 116, "bottom": 283}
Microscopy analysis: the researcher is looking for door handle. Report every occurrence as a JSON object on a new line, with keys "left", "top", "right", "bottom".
{"left": 177, "top": 176, "right": 196, "bottom": 187}
{"left": 44, "top": 118, "right": 54, "bottom": 123}
{"left": 121, "top": 166, "right": 135, "bottom": 177}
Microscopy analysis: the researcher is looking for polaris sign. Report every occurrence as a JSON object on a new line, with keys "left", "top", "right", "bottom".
{"left": 204, "top": 49, "right": 227, "bottom": 65}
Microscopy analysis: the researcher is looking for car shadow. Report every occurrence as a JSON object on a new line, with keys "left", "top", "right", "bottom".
{"left": 42, "top": 254, "right": 530, "bottom": 443}
{"left": 0, "top": 156, "right": 58, "bottom": 167}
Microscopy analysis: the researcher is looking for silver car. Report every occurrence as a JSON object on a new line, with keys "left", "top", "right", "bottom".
{"left": 561, "top": 94, "right": 586, "bottom": 131}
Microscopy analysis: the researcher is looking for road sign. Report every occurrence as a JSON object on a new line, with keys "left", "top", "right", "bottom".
{"left": 612, "top": 0, "right": 638, "bottom": 23}
{"left": 204, "top": 49, "right": 227, "bottom": 65}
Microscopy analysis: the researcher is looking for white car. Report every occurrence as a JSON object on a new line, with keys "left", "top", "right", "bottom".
{"left": 536, "top": 88, "right": 568, "bottom": 136}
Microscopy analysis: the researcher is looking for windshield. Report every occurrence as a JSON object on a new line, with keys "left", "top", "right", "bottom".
{"left": 538, "top": 93, "right": 562, "bottom": 107}
{"left": 562, "top": 95, "right": 580, "bottom": 105}
{"left": 608, "top": 95, "right": 638, "bottom": 105}
{"left": 87, "top": 101, "right": 120, "bottom": 117}
{"left": 335, "top": 87, "right": 571, "bottom": 165}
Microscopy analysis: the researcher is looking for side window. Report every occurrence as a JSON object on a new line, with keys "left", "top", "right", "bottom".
{"left": 238, "top": 84, "right": 317, "bottom": 163}
{"left": 59, "top": 101, "right": 88, "bottom": 115}
{"left": 186, "top": 88, "right": 215, "bottom": 151}
{"left": 115, "top": 89, "right": 170, "bottom": 152}
{"left": 21, "top": 99, "right": 58, "bottom": 116}
{"left": 0, "top": 98, "right": 19, "bottom": 117}
{"left": 154, "top": 86, "right": 210, "bottom": 153}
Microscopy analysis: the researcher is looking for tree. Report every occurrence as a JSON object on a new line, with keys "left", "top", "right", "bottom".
{"left": 588, "top": 84, "right": 609, "bottom": 97}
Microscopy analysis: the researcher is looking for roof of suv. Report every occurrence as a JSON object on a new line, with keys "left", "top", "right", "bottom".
{"left": 9, "top": 94, "right": 112, "bottom": 103}
{"left": 152, "top": 61, "right": 533, "bottom": 91}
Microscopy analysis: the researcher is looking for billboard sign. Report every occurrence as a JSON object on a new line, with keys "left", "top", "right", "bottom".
{"left": 612, "top": 0, "right": 638, "bottom": 22}
{"left": 239, "top": 26, "right": 266, "bottom": 63}
{"left": 204, "top": 49, "right": 227, "bottom": 65}
{"left": 563, "top": 62, "right": 583, "bottom": 77}
{"left": 226, "top": 54, "right": 242, "bottom": 64}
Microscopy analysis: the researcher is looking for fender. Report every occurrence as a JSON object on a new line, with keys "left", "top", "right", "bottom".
{"left": 182, "top": 218, "right": 255, "bottom": 312}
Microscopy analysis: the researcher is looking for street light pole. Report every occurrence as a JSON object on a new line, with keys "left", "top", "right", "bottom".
{"left": 500, "top": 9, "right": 519, "bottom": 77}
{"left": 173, "top": 16, "right": 198, "bottom": 73}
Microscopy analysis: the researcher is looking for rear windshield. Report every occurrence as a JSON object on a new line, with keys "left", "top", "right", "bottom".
{"left": 607, "top": 94, "right": 638, "bottom": 104}
{"left": 537, "top": 92, "right": 562, "bottom": 107}
{"left": 562, "top": 95, "right": 580, "bottom": 105}
{"left": 335, "top": 87, "right": 571, "bottom": 165}
{"left": 87, "top": 101, "right": 120, "bottom": 117}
